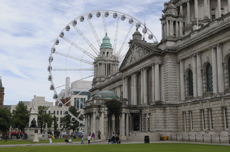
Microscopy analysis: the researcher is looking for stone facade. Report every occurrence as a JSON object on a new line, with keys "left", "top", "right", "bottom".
{"left": 85, "top": 0, "right": 230, "bottom": 143}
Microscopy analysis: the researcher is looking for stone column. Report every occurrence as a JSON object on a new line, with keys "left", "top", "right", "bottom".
{"left": 112, "top": 114, "right": 115, "bottom": 133}
{"left": 164, "top": 22, "right": 167, "bottom": 39}
{"left": 193, "top": 55, "right": 198, "bottom": 97}
{"left": 121, "top": 112, "right": 125, "bottom": 136}
{"left": 126, "top": 113, "right": 129, "bottom": 136}
{"left": 144, "top": 69, "right": 148, "bottom": 104}
{"left": 166, "top": 20, "right": 169, "bottom": 37}
{"left": 100, "top": 112, "right": 105, "bottom": 138}
{"left": 179, "top": 21, "right": 183, "bottom": 37}
{"left": 162, "top": 23, "right": 164, "bottom": 39}
{"left": 170, "top": 20, "right": 173, "bottom": 36}
{"left": 187, "top": 1, "right": 191, "bottom": 23}
{"left": 146, "top": 114, "right": 148, "bottom": 131}
{"left": 92, "top": 112, "right": 96, "bottom": 134}
{"left": 217, "top": 44, "right": 224, "bottom": 93}
{"left": 125, "top": 77, "right": 128, "bottom": 99}
{"left": 204, "top": 0, "right": 208, "bottom": 17}
{"left": 176, "top": 21, "right": 179, "bottom": 38}
{"left": 141, "top": 70, "right": 144, "bottom": 104}
{"left": 151, "top": 65, "right": 155, "bottom": 103}
{"left": 180, "top": 4, "right": 183, "bottom": 15}
{"left": 211, "top": 46, "right": 218, "bottom": 94}
{"left": 131, "top": 75, "right": 134, "bottom": 105}
{"left": 180, "top": 60, "right": 185, "bottom": 101}
{"left": 84, "top": 114, "right": 88, "bottom": 135}
{"left": 88, "top": 115, "right": 91, "bottom": 135}
{"left": 155, "top": 63, "right": 160, "bottom": 101}
{"left": 194, "top": 0, "right": 198, "bottom": 19}
{"left": 197, "top": 53, "right": 203, "bottom": 97}
{"left": 228, "top": 0, "right": 230, "bottom": 13}
{"left": 134, "top": 73, "right": 137, "bottom": 105}
{"left": 217, "top": 0, "right": 221, "bottom": 18}
{"left": 123, "top": 78, "right": 126, "bottom": 98}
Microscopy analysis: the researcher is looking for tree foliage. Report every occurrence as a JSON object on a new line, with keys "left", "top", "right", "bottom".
{"left": 12, "top": 101, "right": 29, "bottom": 131}
{"left": 0, "top": 107, "right": 11, "bottom": 133}
{"left": 61, "top": 106, "right": 83, "bottom": 132}
{"left": 38, "top": 106, "right": 53, "bottom": 133}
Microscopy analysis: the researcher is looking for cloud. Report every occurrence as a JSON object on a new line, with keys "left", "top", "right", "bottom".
{"left": 0, "top": 0, "right": 166, "bottom": 105}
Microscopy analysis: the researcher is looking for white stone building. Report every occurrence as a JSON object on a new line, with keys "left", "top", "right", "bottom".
{"left": 84, "top": 0, "right": 230, "bottom": 143}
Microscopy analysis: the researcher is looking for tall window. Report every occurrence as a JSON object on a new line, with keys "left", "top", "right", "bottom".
{"left": 209, "top": 109, "right": 213, "bottom": 130}
{"left": 206, "top": 64, "right": 213, "bottom": 92}
{"left": 228, "top": 58, "right": 230, "bottom": 87}
{"left": 188, "top": 70, "right": 193, "bottom": 96}
{"left": 201, "top": 109, "right": 206, "bottom": 130}
{"left": 223, "top": 107, "right": 229, "bottom": 129}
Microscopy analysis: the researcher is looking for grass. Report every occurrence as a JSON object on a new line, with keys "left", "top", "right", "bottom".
{"left": 0, "top": 138, "right": 82, "bottom": 145}
{"left": 0, "top": 143, "right": 230, "bottom": 152}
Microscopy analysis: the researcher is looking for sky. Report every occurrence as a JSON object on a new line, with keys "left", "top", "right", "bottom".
{"left": 0, "top": 0, "right": 166, "bottom": 105}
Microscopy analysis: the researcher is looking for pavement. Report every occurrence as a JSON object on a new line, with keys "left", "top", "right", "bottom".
{"left": 0, "top": 140, "right": 230, "bottom": 147}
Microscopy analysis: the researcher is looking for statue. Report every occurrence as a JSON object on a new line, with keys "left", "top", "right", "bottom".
{"left": 30, "top": 118, "right": 37, "bottom": 128}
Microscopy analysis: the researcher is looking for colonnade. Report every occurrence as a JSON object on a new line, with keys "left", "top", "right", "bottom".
{"left": 84, "top": 110, "right": 130, "bottom": 139}
{"left": 95, "top": 63, "right": 119, "bottom": 77}
{"left": 162, "top": 20, "right": 183, "bottom": 39}
{"left": 123, "top": 63, "right": 161, "bottom": 105}
{"left": 179, "top": 44, "right": 224, "bottom": 101}
{"left": 179, "top": 0, "right": 230, "bottom": 23}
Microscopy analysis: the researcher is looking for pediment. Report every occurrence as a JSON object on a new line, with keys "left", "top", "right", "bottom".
{"left": 120, "top": 41, "right": 160, "bottom": 70}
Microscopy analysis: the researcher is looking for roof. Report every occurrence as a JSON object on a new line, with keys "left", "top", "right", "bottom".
{"left": 100, "top": 33, "right": 112, "bottom": 49}
{"left": 94, "top": 90, "right": 119, "bottom": 100}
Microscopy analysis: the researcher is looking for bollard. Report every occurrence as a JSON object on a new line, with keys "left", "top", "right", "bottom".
{"left": 211, "top": 135, "right": 212, "bottom": 143}
{"left": 188, "top": 134, "right": 190, "bottom": 142}
{"left": 195, "top": 134, "right": 196, "bottom": 142}
{"left": 171, "top": 134, "right": 172, "bottom": 141}
{"left": 202, "top": 135, "right": 204, "bottom": 143}
{"left": 182, "top": 134, "right": 183, "bottom": 142}
{"left": 229, "top": 135, "right": 230, "bottom": 144}
{"left": 176, "top": 134, "right": 177, "bottom": 141}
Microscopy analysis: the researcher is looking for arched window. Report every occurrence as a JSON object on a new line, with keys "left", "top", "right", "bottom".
{"left": 228, "top": 58, "right": 230, "bottom": 87}
{"left": 206, "top": 63, "right": 213, "bottom": 92}
{"left": 188, "top": 70, "right": 193, "bottom": 96}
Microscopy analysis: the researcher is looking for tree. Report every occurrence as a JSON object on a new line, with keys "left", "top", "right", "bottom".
{"left": 61, "top": 106, "right": 83, "bottom": 133}
{"left": 12, "top": 101, "right": 29, "bottom": 131}
{"left": 0, "top": 107, "right": 11, "bottom": 133}
{"left": 53, "top": 116, "right": 59, "bottom": 137}
{"left": 38, "top": 106, "right": 53, "bottom": 133}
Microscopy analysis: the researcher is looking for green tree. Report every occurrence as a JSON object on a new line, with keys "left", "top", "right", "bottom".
{"left": 38, "top": 106, "right": 53, "bottom": 132}
{"left": 12, "top": 101, "right": 29, "bottom": 131}
{"left": 0, "top": 107, "right": 11, "bottom": 133}
{"left": 53, "top": 116, "right": 59, "bottom": 137}
{"left": 61, "top": 106, "right": 83, "bottom": 133}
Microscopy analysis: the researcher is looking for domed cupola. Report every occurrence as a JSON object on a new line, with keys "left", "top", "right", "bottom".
{"left": 163, "top": 2, "right": 178, "bottom": 16}
{"left": 100, "top": 33, "right": 112, "bottom": 49}
{"left": 132, "top": 28, "right": 142, "bottom": 40}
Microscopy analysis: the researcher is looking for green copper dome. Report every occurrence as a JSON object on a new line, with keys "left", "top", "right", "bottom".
{"left": 94, "top": 90, "right": 119, "bottom": 99}
{"left": 100, "top": 33, "right": 112, "bottom": 49}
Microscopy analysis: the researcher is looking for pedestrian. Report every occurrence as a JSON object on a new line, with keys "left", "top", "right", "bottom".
{"left": 49, "top": 134, "right": 53, "bottom": 144}
{"left": 4, "top": 132, "right": 8, "bottom": 142}
{"left": 97, "top": 131, "right": 101, "bottom": 139}
{"left": 115, "top": 134, "right": 120, "bottom": 144}
{"left": 81, "top": 134, "right": 84, "bottom": 144}
{"left": 88, "top": 134, "right": 91, "bottom": 145}
{"left": 91, "top": 132, "right": 95, "bottom": 142}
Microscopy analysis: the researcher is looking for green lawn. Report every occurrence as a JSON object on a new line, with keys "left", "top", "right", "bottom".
{"left": 0, "top": 143, "right": 230, "bottom": 152}
{"left": 0, "top": 138, "right": 82, "bottom": 145}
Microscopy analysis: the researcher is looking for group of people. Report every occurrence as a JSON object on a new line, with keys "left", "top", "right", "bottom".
{"left": 108, "top": 132, "right": 120, "bottom": 144}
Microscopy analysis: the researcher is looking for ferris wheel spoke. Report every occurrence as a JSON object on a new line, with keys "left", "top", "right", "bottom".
{"left": 55, "top": 75, "right": 94, "bottom": 89}
{"left": 60, "top": 105, "right": 83, "bottom": 123}
{"left": 62, "top": 36, "right": 95, "bottom": 59}
{"left": 102, "top": 15, "right": 107, "bottom": 34}
{"left": 87, "top": 18, "right": 101, "bottom": 47}
{"left": 116, "top": 23, "right": 134, "bottom": 57}
{"left": 54, "top": 51, "right": 93, "bottom": 65}
{"left": 113, "top": 16, "right": 120, "bottom": 55}
{"left": 53, "top": 68, "right": 93, "bottom": 71}
{"left": 73, "top": 26, "right": 99, "bottom": 55}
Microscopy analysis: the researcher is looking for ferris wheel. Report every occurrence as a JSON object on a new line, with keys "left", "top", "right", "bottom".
{"left": 48, "top": 10, "right": 158, "bottom": 124}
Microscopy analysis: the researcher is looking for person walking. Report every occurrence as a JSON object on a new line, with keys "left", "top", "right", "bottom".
{"left": 81, "top": 133, "right": 84, "bottom": 144}
{"left": 91, "top": 132, "right": 95, "bottom": 142}
{"left": 97, "top": 131, "right": 101, "bottom": 140}
{"left": 4, "top": 132, "right": 8, "bottom": 142}
{"left": 88, "top": 134, "right": 91, "bottom": 145}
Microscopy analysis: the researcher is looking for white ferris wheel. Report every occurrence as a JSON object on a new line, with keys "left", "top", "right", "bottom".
{"left": 48, "top": 10, "right": 158, "bottom": 124}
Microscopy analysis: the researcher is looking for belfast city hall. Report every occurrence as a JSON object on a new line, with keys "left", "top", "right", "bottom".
{"left": 83, "top": 0, "right": 230, "bottom": 143}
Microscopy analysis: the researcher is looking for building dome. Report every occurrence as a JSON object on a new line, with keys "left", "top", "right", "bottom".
{"left": 100, "top": 33, "right": 112, "bottom": 49}
{"left": 94, "top": 90, "right": 119, "bottom": 99}
{"left": 132, "top": 28, "right": 142, "bottom": 40}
